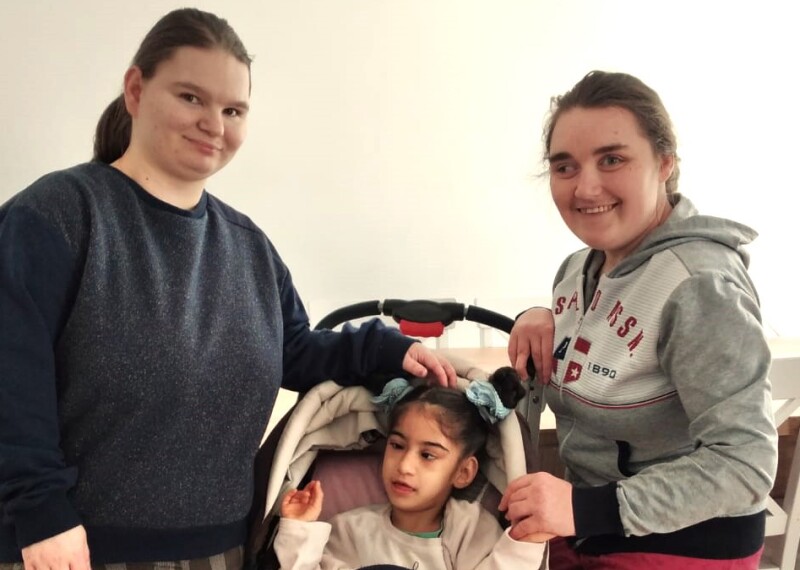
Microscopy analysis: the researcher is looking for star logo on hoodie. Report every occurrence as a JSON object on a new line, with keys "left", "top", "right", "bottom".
{"left": 565, "top": 361, "right": 582, "bottom": 382}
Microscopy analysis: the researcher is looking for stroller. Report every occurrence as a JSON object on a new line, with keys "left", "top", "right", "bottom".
{"left": 245, "top": 299, "right": 546, "bottom": 570}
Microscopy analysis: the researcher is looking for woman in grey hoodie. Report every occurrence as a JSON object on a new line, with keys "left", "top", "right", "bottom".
{"left": 500, "top": 70, "right": 777, "bottom": 569}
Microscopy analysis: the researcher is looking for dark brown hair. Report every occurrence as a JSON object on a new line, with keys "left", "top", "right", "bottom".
{"left": 93, "top": 8, "right": 252, "bottom": 164}
{"left": 389, "top": 367, "right": 525, "bottom": 459}
{"left": 543, "top": 70, "right": 681, "bottom": 194}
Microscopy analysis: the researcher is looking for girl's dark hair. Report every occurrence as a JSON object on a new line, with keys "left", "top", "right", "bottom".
{"left": 389, "top": 366, "right": 525, "bottom": 459}
{"left": 93, "top": 8, "right": 252, "bottom": 164}
{"left": 543, "top": 70, "right": 681, "bottom": 194}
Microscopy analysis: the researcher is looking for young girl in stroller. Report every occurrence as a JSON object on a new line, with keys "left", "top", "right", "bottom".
{"left": 272, "top": 367, "right": 550, "bottom": 569}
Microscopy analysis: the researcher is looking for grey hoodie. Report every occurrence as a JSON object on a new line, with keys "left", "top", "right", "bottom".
{"left": 546, "top": 194, "right": 777, "bottom": 558}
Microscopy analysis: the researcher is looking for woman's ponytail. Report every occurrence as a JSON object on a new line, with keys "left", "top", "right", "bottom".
{"left": 93, "top": 94, "right": 131, "bottom": 164}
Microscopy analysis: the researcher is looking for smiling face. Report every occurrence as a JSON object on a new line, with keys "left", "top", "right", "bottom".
{"left": 381, "top": 403, "right": 477, "bottom": 533}
{"left": 548, "top": 106, "right": 675, "bottom": 272}
{"left": 119, "top": 46, "right": 250, "bottom": 204}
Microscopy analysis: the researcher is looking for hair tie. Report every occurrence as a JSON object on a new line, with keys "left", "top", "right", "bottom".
{"left": 371, "top": 377, "right": 413, "bottom": 411}
{"left": 465, "top": 380, "right": 512, "bottom": 424}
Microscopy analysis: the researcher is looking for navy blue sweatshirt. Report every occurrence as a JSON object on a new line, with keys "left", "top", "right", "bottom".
{"left": 0, "top": 163, "right": 414, "bottom": 562}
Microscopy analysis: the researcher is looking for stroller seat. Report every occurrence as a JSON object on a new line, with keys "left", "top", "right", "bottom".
{"left": 246, "top": 299, "right": 545, "bottom": 569}
{"left": 247, "top": 361, "right": 537, "bottom": 569}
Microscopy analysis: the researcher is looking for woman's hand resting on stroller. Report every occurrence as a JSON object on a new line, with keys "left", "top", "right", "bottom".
{"left": 281, "top": 480, "right": 324, "bottom": 522}
{"left": 499, "top": 471, "right": 573, "bottom": 540}
{"left": 402, "top": 343, "right": 457, "bottom": 387}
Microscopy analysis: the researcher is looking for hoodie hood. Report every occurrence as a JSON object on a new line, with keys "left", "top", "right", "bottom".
{"left": 609, "top": 194, "right": 757, "bottom": 277}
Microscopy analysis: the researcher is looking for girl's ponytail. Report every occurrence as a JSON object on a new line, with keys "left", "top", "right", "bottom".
{"left": 488, "top": 367, "right": 526, "bottom": 410}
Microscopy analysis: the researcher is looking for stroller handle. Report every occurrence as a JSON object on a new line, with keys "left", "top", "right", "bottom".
{"left": 313, "top": 298, "right": 515, "bottom": 335}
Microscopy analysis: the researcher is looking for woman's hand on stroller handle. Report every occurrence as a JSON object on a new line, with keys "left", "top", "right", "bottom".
{"left": 509, "top": 307, "right": 555, "bottom": 384}
{"left": 402, "top": 343, "right": 458, "bottom": 387}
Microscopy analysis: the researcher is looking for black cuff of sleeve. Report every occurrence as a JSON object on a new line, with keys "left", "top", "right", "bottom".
{"left": 573, "top": 483, "right": 624, "bottom": 538}
{"left": 14, "top": 490, "right": 82, "bottom": 549}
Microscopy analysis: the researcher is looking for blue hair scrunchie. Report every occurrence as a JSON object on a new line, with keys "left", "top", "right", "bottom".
{"left": 465, "top": 380, "right": 512, "bottom": 425}
{"left": 371, "top": 377, "right": 413, "bottom": 411}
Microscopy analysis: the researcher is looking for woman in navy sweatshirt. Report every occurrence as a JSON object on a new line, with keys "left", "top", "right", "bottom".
{"left": 0, "top": 8, "right": 455, "bottom": 569}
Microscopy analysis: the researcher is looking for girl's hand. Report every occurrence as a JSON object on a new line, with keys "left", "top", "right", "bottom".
{"left": 21, "top": 525, "right": 91, "bottom": 570}
{"left": 402, "top": 343, "right": 457, "bottom": 387}
{"left": 280, "top": 480, "right": 324, "bottom": 522}
{"left": 508, "top": 307, "right": 555, "bottom": 384}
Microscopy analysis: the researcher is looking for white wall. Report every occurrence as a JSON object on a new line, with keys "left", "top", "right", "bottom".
{"left": 2, "top": 0, "right": 797, "bottom": 339}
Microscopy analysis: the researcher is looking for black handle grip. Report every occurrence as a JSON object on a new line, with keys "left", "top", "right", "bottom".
{"left": 313, "top": 299, "right": 515, "bottom": 335}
